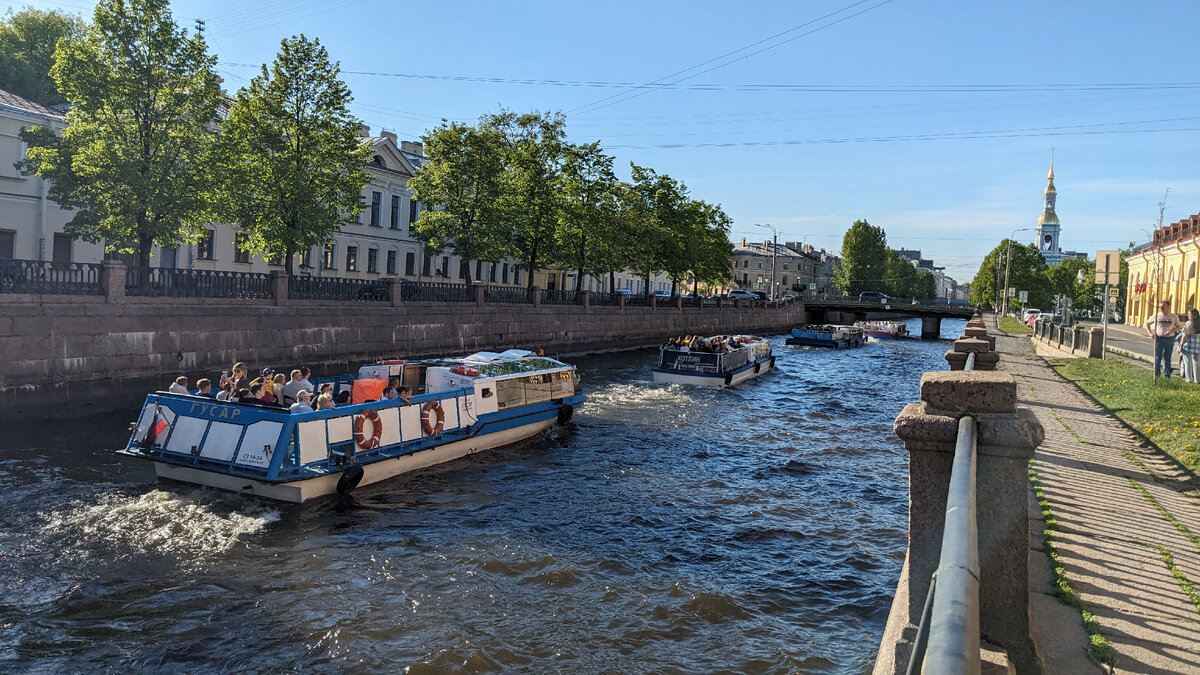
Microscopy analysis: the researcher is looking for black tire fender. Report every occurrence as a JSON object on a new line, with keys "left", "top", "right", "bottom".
{"left": 556, "top": 404, "right": 574, "bottom": 425}
{"left": 336, "top": 465, "right": 365, "bottom": 495}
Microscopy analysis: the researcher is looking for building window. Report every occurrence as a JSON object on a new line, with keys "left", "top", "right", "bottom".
{"left": 391, "top": 195, "right": 401, "bottom": 229}
{"left": 346, "top": 246, "right": 358, "bottom": 271}
{"left": 502, "top": 263, "right": 509, "bottom": 283}
{"left": 489, "top": 263, "right": 497, "bottom": 282}
{"left": 514, "top": 268, "right": 521, "bottom": 285}
{"left": 161, "top": 247, "right": 177, "bottom": 269}
{"left": 782, "top": 263, "right": 789, "bottom": 270}
{"left": 370, "top": 191, "right": 382, "bottom": 227}
{"left": 198, "top": 230, "right": 215, "bottom": 260}
{"left": 367, "top": 247, "right": 378, "bottom": 273}
{"left": 476, "top": 260, "right": 483, "bottom": 281}
{"left": 387, "top": 250, "right": 397, "bottom": 275}
{"left": 323, "top": 245, "right": 336, "bottom": 270}
{"left": 300, "top": 248, "right": 312, "bottom": 270}
{"left": 405, "top": 251, "right": 415, "bottom": 275}
{"left": 742, "top": 260, "right": 748, "bottom": 268}
{"left": 459, "top": 260, "right": 468, "bottom": 279}
{"left": 757, "top": 261, "right": 763, "bottom": 269}
{"left": 0, "top": 229, "right": 15, "bottom": 258}
{"left": 409, "top": 199, "right": 419, "bottom": 229}
{"left": 782, "top": 276, "right": 788, "bottom": 285}
{"left": 234, "top": 232, "right": 251, "bottom": 264}
{"left": 441, "top": 256, "right": 449, "bottom": 277}
{"left": 422, "top": 253, "right": 432, "bottom": 277}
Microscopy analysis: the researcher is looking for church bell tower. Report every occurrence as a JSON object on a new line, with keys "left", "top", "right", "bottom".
{"left": 1035, "top": 153, "right": 1062, "bottom": 265}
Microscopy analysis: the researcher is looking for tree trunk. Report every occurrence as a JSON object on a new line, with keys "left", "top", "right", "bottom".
{"left": 609, "top": 271, "right": 616, "bottom": 293}
{"left": 285, "top": 243, "right": 294, "bottom": 275}
{"left": 464, "top": 260, "right": 473, "bottom": 284}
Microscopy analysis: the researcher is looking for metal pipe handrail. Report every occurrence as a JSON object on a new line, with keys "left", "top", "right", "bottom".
{"left": 909, "top": 416, "right": 981, "bottom": 674}
{"left": 965, "top": 351, "right": 976, "bottom": 372}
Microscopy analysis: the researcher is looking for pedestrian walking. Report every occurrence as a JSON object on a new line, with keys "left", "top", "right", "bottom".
{"left": 1179, "top": 308, "right": 1200, "bottom": 383}
{"left": 1145, "top": 300, "right": 1183, "bottom": 378}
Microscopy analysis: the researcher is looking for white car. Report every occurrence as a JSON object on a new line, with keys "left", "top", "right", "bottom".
{"left": 1023, "top": 308, "right": 1041, "bottom": 323}
{"left": 652, "top": 289, "right": 673, "bottom": 299}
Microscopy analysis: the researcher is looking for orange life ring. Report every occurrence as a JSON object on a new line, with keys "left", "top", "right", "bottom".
{"left": 353, "top": 409, "right": 383, "bottom": 450}
{"left": 422, "top": 400, "right": 445, "bottom": 435}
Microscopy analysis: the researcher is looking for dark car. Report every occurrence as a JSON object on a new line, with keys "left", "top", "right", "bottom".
{"left": 859, "top": 291, "right": 888, "bottom": 303}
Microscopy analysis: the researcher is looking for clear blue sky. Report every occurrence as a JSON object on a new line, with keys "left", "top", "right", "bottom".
{"left": 11, "top": 0, "right": 1200, "bottom": 283}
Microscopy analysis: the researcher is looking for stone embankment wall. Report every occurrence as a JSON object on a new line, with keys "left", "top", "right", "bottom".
{"left": 0, "top": 292, "right": 803, "bottom": 417}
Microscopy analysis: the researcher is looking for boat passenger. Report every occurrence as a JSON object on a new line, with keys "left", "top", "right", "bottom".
{"left": 315, "top": 393, "right": 335, "bottom": 410}
{"left": 398, "top": 386, "right": 413, "bottom": 405}
{"left": 230, "top": 362, "right": 250, "bottom": 391}
{"left": 169, "top": 376, "right": 189, "bottom": 394}
{"left": 272, "top": 373, "right": 287, "bottom": 398}
{"left": 334, "top": 390, "right": 351, "bottom": 406}
{"left": 289, "top": 390, "right": 314, "bottom": 414}
{"left": 281, "top": 369, "right": 306, "bottom": 406}
{"left": 232, "top": 387, "right": 251, "bottom": 403}
{"left": 196, "top": 378, "right": 215, "bottom": 399}
{"left": 299, "top": 367, "right": 314, "bottom": 394}
{"left": 215, "top": 380, "right": 233, "bottom": 401}
{"left": 381, "top": 386, "right": 398, "bottom": 400}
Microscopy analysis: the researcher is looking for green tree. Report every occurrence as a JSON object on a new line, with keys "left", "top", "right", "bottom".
{"left": 882, "top": 249, "right": 919, "bottom": 299}
{"left": 691, "top": 201, "right": 734, "bottom": 294}
{"left": 556, "top": 141, "right": 619, "bottom": 291}
{"left": 493, "top": 110, "right": 566, "bottom": 288}
{"left": 18, "top": 0, "right": 221, "bottom": 267}
{"left": 833, "top": 219, "right": 888, "bottom": 297}
{"left": 1045, "top": 257, "right": 1097, "bottom": 314}
{"left": 915, "top": 269, "right": 937, "bottom": 301}
{"left": 0, "top": 7, "right": 85, "bottom": 106}
{"left": 214, "top": 35, "right": 370, "bottom": 273}
{"left": 969, "top": 239, "right": 1050, "bottom": 311}
{"left": 408, "top": 119, "right": 506, "bottom": 283}
{"left": 615, "top": 172, "right": 666, "bottom": 297}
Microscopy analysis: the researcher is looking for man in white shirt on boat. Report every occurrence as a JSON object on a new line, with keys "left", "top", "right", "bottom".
{"left": 289, "top": 390, "right": 315, "bottom": 414}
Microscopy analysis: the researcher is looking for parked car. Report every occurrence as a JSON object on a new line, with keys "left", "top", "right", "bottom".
{"left": 1023, "top": 309, "right": 1041, "bottom": 326}
{"left": 781, "top": 293, "right": 795, "bottom": 301}
{"left": 652, "top": 289, "right": 674, "bottom": 299}
{"left": 612, "top": 288, "right": 631, "bottom": 296}
{"left": 859, "top": 291, "right": 889, "bottom": 303}
{"left": 729, "top": 289, "right": 759, "bottom": 300}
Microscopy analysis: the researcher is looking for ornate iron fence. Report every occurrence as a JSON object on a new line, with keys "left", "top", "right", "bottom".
{"left": 125, "top": 267, "right": 274, "bottom": 299}
{"left": 541, "top": 289, "right": 580, "bottom": 305}
{"left": 0, "top": 259, "right": 103, "bottom": 295}
{"left": 288, "top": 275, "right": 390, "bottom": 302}
{"left": 404, "top": 280, "right": 475, "bottom": 303}
{"left": 484, "top": 285, "right": 533, "bottom": 304}
{"left": 625, "top": 294, "right": 650, "bottom": 307}
{"left": 591, "top": 292, "right": 624, "bottom": 307}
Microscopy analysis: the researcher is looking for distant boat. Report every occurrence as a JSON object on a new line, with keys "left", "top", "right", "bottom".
{"left": 785, "top": 324, "right": 865, "bottom": 349}
{"left": 652, "top": 335, "right": 774, "bottom": 387}
{"left": 855, "top": 320, "right": 909, "bottom": 340}
{"left": 120, "top": 350, "right": 585, "bottom": 502}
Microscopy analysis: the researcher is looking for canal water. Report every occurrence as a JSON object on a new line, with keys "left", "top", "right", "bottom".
{"left": 0, "top": 319, "right": 963, "bottom": 673}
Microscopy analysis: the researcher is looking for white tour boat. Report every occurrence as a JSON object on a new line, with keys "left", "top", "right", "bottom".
{"left": 120, "top": 350, "right": 584, "bottom": 502}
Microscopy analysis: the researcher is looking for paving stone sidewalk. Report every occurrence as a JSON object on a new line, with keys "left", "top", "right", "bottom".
{"left": 1000, "top": 353, "right": 1200, "bottom": 673}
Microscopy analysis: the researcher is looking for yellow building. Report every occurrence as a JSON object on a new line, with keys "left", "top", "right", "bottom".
{"left": 1125, "top": 211, "right": 1200, "bottom": 325}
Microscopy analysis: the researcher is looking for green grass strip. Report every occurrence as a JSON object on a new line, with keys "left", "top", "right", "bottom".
{"left": 1029, "top": 463, "right": 1115, "bottom": 666}
{"left": 1126, "top": 477, "right": 1200, "bottom": 552}
{"left": 1153, "top": 544, "right": 1200, "bottom": 617}
{"left": 998, "top": 316, "right": 1034, "bottom": 334}
{"left": 1051, "top": 409, "right": 1087, "bottom": 445}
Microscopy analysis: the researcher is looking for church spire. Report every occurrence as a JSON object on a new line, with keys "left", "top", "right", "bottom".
{"left": 1047, "top": 149, "right": 1054, "bottom": 181}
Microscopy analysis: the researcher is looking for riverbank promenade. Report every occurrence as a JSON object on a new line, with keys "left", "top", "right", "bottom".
{"left": 993, "top": 332, "right": 1200, "bottom": 672}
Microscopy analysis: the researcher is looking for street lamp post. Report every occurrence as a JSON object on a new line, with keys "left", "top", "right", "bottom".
{"left": 1003, "top": 227, "right": 1033, "bottom": 317}
{"left": 754, "top": 223, "right": 778, "bottom": 301}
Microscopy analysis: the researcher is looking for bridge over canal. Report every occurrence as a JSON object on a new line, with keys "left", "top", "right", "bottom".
{"left": 803, "top": 300, "right": 975, "bottom": 339}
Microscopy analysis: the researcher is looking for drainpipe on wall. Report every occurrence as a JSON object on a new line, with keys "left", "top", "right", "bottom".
{"left": 38, "top": 178, "right": 48, "bottom": 261}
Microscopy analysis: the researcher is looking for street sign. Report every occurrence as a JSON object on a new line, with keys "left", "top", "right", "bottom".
{"left": 808, "top": 282, "right": 816, "bottom": 290}
{"left": 1019, "top": 290, "right": 1028, "bottom": 303}
{"left": 1095, "top": 250, "right": 1120, "bottom": 285}
{"left": 1108, "top": 287, "right": 1119, "bottom": 297}
{"left": 1008, "top": 287, "right": 1016, "bottom": 297}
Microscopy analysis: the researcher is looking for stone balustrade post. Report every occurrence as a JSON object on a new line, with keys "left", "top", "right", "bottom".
{"left": 390, "top": 278, "right": 405, "bottom": 307}
{"left": 617, "top": 292, "right": 626, "bottom": 309}
{"left": 875, "top": 371, "right": 1044, "bottom": 674}
{"left": 100, "top": 260, "right": 125, "bottom": 304}
{"left": 650, "top": 294, "right": 657, "bottom": 310}
{"left": 580, "top": 289, "right": 590, "bottom": 308}
{"left": 474, "top": 281, "right": 485, "bottom": 306}
{"left": 1088, "top": 326, "right": 1104, "bottom": 358}
{"left": 270, "top": 270, "right": 289, "bottom": 306}
{"left": 531, "top": 286, "right": 542, "bottom": 307}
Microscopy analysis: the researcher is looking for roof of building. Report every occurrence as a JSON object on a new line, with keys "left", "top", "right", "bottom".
{"left": 0, "top": 87, "right": 63, "bottom": 119}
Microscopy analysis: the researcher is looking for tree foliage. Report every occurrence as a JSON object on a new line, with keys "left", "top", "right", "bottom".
{"left": 494, "top": 110, "right": 567, "bottom": 287}
{"left": 833, "top": 219, "right": 888, "bottom": 296}
{"left": 408, "top": 120, "right": 506, "bottom": 281}
{"left": 556, "top": 141, "right": 618, "bottom": 290}
{"left": 0, "top": 7, "right": 85, "bottom": 106}
{"left": 213, "top": 34, "right": 371, "bottom": 273}
{"left": 18, "top": 0, "right": 222, "bottom": 267}
{"left": 969, "top": 239, "right": 1050, "bottom": 310}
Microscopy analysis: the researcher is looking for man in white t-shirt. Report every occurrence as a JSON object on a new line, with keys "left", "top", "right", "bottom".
{"left": 1145, "top": 300, "right": 1183, "bottom": 378}
{"left": 168, "top": 376, "right": 189, "bottom": 395}
{"left": 289, "top": 390, "right": 314, "bottom": 414}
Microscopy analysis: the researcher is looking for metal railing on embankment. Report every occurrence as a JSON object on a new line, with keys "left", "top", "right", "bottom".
{"left": 0, "top": 258, "right": 103, "bottom": 295}
{"left": 907, "top": 350, "right": 980, "bottom": 675}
